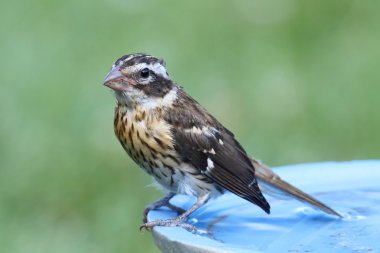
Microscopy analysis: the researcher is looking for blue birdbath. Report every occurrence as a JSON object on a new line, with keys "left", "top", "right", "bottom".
{"left": 147, "top": 160, "right": 380, "bottom": 253}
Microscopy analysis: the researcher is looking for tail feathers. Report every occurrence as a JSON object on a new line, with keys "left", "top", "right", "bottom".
{"left": 251, "top": 158, "right": 342, "bottom": 218}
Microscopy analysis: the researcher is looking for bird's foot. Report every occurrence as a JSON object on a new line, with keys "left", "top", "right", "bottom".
{"left": 140, "top": 217, "right": 197, "bottom": 233}
{"left": 141, "top": 192, "right": 210, "bottom": 233}
{"left": 143, "top": 193, "right": 185, "bottom": 223}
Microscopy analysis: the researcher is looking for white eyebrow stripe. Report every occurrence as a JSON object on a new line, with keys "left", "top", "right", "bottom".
{"left": 123, "top": 62, "right": 169, "bottom": 79}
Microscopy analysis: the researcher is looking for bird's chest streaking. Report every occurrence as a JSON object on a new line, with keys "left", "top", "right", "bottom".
{"left": 114, "top": 104, "right": 217, "bottom": 197}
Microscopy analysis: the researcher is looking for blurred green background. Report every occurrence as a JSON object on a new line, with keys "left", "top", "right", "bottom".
{"left": 0, "top": 0, "right": 379, "bottom": 252}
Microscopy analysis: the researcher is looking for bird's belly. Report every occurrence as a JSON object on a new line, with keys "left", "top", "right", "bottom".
{"left": 149, "top": 163, "right": 223, "bottom": 198}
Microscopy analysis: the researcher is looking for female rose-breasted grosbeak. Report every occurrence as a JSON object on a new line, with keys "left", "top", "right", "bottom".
{"left": 103, "top": 53, "right": 341, "bottom": 232}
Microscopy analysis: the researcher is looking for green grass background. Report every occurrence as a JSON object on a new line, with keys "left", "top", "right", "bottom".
{"left": 0, "top": 1, "right": 379, "bottom": 252}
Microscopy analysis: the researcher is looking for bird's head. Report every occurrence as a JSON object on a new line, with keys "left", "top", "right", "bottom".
{"left": 103, "top": 53, "right": 176, "bottom": 108}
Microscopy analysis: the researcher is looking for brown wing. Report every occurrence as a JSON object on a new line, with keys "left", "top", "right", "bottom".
{"left": 165, "top": 88, "right": 270, "bottom": 214}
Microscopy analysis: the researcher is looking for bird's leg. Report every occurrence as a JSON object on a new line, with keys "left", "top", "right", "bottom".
{"left": 143, "top": 192, "right": 185, "bottom": 223}
{"left": 140, "top": 192, "right": 211, "bottom": 233}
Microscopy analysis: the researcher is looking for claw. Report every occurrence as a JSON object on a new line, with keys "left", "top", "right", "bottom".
{"left": 139, "top": 224, "right": 151, "bottom": 232}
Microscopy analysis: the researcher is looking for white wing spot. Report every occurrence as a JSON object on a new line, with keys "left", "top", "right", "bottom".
{"left": 248, "top": 179, "right": 256, "bottom": 187}
{"left": 185, "top": 126, "right": 203, "bottom": 134}
{"left": 219, "top": 139, "right": 224, "bottom": 145}
{"left": 203, "top": 148, "right": 216, "bottom": 154}
{"left": 207, "top": 158, "right": 214, "bottom": 171}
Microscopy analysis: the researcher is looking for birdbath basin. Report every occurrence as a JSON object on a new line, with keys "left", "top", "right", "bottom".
{"left": 147, "top": 160, "right": 380, "bottom": 253}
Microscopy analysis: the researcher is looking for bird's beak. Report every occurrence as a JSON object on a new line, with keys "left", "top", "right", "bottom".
{"left": 103, "top": 68, "right": 128, "bottom": 91}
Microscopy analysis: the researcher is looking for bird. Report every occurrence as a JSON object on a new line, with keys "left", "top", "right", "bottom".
{"left": 103, "top": 53, "right": 341, "bottom": 232}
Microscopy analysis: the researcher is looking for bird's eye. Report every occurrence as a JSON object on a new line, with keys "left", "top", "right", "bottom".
{"left": 140, "top": 68, "right": 150, "bottom": 78}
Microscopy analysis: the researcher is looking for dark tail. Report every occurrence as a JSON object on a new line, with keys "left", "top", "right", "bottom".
{"left": 251, "top": 158, "right": 342, "bottom": 218}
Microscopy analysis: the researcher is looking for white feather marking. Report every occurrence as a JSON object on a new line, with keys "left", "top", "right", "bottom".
{"left": 123, "top": 62, "right": 169, "bottom": 80}
{"left": 113, "top": 54, "right": 135, "bottom": 68}
{"left": 188, "top": 126, "right": 203, "bottom": 134}
{"left": 203, "top": 127, "right": 213, "bottom": 136}
{"left": 151, "top": 62, "right": 169, "bottom": 78}
{"left": 207, "top": 158, "right": 214, "bottom": 171}
{"left": 219, "top": 139, "right": 224, "bottom": 145}
{"left": 161, "top": 87, "right": 178, "bottom": 106}
{"left": 184, "top": 126, "right": 217, "bottom": 137}
{"left": 203, "top": 148, "right": 216, "bottom": 154}
{"left": 140, "top": 87, "right": 178, "bottom": 110}
{"left": 122, "top": 54, "right": 135, "bottom": 63}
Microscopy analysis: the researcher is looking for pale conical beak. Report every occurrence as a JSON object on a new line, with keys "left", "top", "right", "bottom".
{"left": 103, "top": 68, "right": 128, "bottom": 91}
